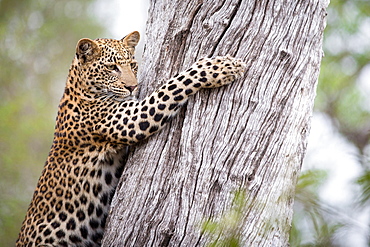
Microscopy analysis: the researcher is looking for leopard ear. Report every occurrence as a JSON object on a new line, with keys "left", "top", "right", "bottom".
{"left": 76, "top": 38, "right": 100, "bottom": 63}
{"left": 121, "top": 31, "right": 140, "bottom": 54}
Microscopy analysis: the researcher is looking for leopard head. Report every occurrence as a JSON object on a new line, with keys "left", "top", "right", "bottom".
{"left": 74, "top": 31, "right": 140, "bottom": 101}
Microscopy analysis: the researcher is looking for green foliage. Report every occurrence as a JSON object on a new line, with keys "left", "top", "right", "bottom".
{"left": 290, "top": 170, "right": 344, "bottom": 247}
{"left": 0, "top": 0, "right": 105, "bottom": 245}
{"left": 356, "top": 169, "right": 370, "bottom": 207}
{"left": 202, "top": 190, "right": 247, "bottom": 247}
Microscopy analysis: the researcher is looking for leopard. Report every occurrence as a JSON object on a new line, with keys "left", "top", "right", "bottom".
{"left": 16, "top": 31, "right": 246, "bottom": 247}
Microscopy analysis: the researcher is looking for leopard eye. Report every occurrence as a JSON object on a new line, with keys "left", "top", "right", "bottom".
{"left": 106, "top": 64, "right": 120, "bottom": 72}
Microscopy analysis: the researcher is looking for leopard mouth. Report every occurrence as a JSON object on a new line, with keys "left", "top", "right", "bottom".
{"left": 109, "top": 91, "right": 137, "bottom": 101}
{"left": 96, "top": 87, "right": 137, "bottom": 101}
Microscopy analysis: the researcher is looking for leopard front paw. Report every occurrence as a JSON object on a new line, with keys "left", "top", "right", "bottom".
{"left": 193, "top": 55, "right": 246, "bottom": 88}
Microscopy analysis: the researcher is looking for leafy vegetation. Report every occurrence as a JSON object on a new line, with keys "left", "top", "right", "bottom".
{"left": 202, "top": 190, "right": 247, "bottom": 247}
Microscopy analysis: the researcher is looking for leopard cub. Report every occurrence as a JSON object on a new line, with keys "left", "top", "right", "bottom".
{"left": 16, "top": 31, "right": 246, "bottom": 247}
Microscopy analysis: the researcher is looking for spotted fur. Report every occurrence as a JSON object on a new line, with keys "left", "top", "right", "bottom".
{"left": 16, "top": 31, "right": 246, "bottom": 247}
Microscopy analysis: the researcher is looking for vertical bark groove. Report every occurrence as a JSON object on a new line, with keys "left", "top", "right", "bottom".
{"left": 209, "top": 0, "right": 243, "bottom": 56}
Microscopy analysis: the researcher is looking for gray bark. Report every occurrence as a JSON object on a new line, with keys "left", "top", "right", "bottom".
{"left": 102, "top": 0, "right": 329, "bottom": 246}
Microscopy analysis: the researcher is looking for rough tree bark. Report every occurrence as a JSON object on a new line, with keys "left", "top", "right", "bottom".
{"left": 102, "top": 0, "right": 329, "bottom": 246}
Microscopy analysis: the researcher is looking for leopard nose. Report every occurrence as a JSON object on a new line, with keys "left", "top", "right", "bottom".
{"left": 124, "top": 85, "right": 137, "bottom": 92}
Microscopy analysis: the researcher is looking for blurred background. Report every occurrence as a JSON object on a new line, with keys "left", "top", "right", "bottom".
{"left": 0, "top": 0, "right": 368, "bottom": 246}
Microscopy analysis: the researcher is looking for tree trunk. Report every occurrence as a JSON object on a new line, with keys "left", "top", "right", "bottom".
{"left": 102, "top": 0, "right": 329, "bottom": 246}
